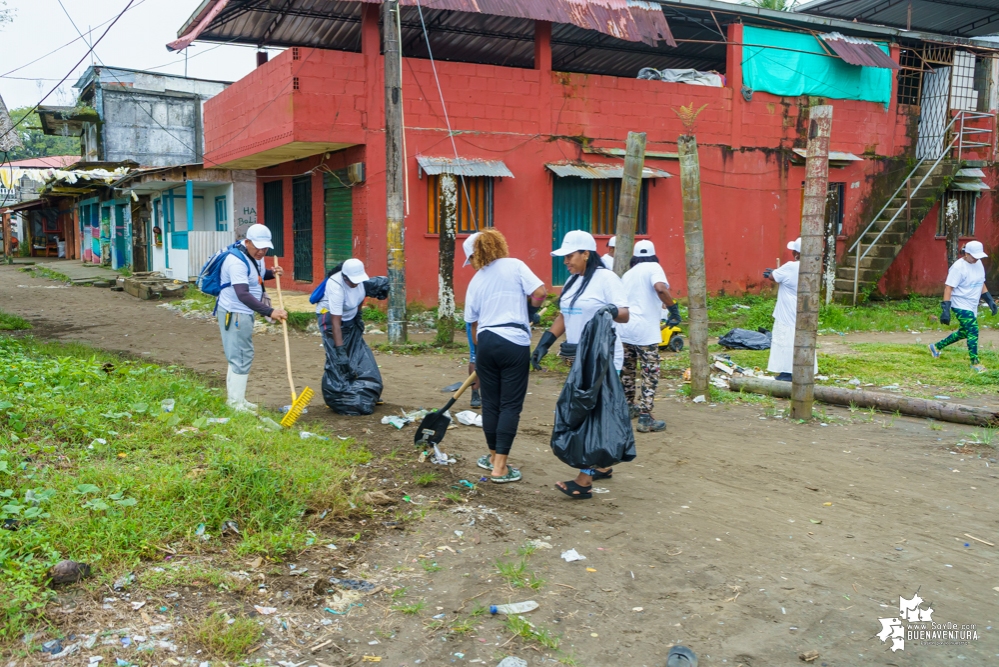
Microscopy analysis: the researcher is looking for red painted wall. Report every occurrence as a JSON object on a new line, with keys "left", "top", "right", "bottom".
{"left": 203, "top": 34, "right": 998, "bottom": 305}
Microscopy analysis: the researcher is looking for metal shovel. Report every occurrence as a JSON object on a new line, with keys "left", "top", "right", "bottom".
{"left": 414, "top": 372, "right": 477, "bottom": 447}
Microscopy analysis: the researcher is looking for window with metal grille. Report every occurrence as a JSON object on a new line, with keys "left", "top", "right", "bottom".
{"left": 591, "top": 180, "right": 649, "bottom": 236}
{"left": 427, "top": 175, "right": 493, "bottom": 234}
{"left": 937, "top": 191, "right": 977, "bottom": 237}
{"left": 896, "top": 48, "right": 923, "bottom": 107}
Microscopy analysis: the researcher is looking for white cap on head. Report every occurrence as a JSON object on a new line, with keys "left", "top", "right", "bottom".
{"left": 965, "top": 240, "right": 988, "bottom": 259}
{"left": 341, "top": 258, "right": 369, "bottom": 283}
{"left": 462, "top": 232, "right": 481, "bottom": 267}
{"left": 245, "top": 224, "right": 274, "bottom": 250}
{"left": 552, "top": 230, "right": 597, "bottom": 257}
{"left": 787, "top": 238, "right": 801, "bottom": 253}
{"left": 607, "top": 235, "right": 616, "bottom": 248}
{"left": 634, "top": 239, "right": 656, "bottom": 256}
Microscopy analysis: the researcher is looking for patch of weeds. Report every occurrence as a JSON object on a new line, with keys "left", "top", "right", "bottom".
{"left": 370, "top": 341, "right": 460, "bottom": 355}
{"left": 469, "top": 604, "right": 488, "bottom": 617}
{"left": 286, "top": 311, "right": 314, "bottom": 332}
{"left": 391, "top": 586, "right": 408, "bottom": 600}
{"left": 116, "top": 267, "right": 132, "bottom": 278}
{"left": 443, "top": 491, "right": 465, "bottom": 504}
{"left": 362, "top": 305, "right": 388, "bottom": 324}
{"left": 558, "top": 654, "right": 580, "bottom": 666}
{"left": 414, "top": 471, "right": 440, "bottom": 487}
{"left": 505, "top": 615, "right": 560, "bottom": 650}
{"left": 422, "top": 560, "right": 442, "bottom": 573}
{"left": 140, "top": 565, "right": 252, "bottom": 593}
{"left": 517, "top": 542, "right": 538, "bottom": 557}
{"left": 0, "top": 310, "right": 30, "bottom": 331}
{"left": 36, "top": 267, "right": 72, "bottom": 283}
{"left": 192, "top": 612, "right": 263, "bottom": 660}
{"left": 393, "top": 600, "right": 426, "bottom": 615}
{"left": 235, "top": 524, "right": 312, "bottom": 559}
{"left": 495, "top": 556, "right": 544, "bottom": 590}
{"left": 929, "top": 421, "right": 944, "bottom": 431}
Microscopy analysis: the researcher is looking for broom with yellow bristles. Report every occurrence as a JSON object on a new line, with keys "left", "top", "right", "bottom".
{"left": 273, "top": 256, "right": 314, "bottom": 427}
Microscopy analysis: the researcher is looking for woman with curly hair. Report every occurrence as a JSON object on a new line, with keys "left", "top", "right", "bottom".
{"left": 463, "top": 229, "right": 547, "bottom": 483}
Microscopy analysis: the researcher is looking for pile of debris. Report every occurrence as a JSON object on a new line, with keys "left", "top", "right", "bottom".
{"left": 113, "top": 272, "right": 187, "bottom": 301}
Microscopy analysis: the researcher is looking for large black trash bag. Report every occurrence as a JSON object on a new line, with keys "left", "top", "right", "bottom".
{"left": 549, "top": 310, "right": 636, "bottom": 470}
{"left": 365, "top": 276, "right": 390, "bottom": 300}
{"left": 321, "top": 316, "right": 383, "bottom": 415}
{"left": 718, "top": 327, "right": 772, "bottom": 350}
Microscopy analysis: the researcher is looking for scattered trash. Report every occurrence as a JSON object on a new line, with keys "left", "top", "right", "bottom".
{"left": 195, "top": 523, "right": 210, "bottom": 541}
{"left": 458, "top": 480, "right": 476, "bottom": 489}
{"left": 455, "top": 410, "right": 483, "bottom": 427}
{"left": 280, "top": 405, "right": 308, "bottom": 414}
{"left": 526, "top": 539, "right": 552, "bottom": 549}
{"left": 592, "top": 487, "right": 610, "bottom": 494}
{"left": 586, "top": 567, "right": 597, "bottom": 572}
{"left": 713, "top": 360, "right": 735, "bottom": 375}
{"left": 324, "top": 603, "right": 363, "bottom": 615}
{"left": 632, "top": 607, "right": 644, "bottom": 612}
{"left": 112, "top": 573, "right": 135, "bottom": 591}
{"left": 490, "top": 601, "right": 539, "bottom": 615}
{"left": 160, "top": 399, "right": 175, "bottom": 413}
{"left": 692, "top": 395, "right": 707, "bottom": 403}
{"left": 799, "top": 650, "right": 820, "bottom": 662}
{"left": 497, "top": 658, "right": 528, "bottom": 667}
{"left": 206, "top": 417, "right": 230, "bottom": 424}
{"left": 42, "top": 640, "right": 63, "bottom": 655}
{"left": 454, "top": 530, "right": 464, "bottom": 538}
{"left": 718, "top": 328, "right": 771, "bottom": 350}
{"left": 363, "top": 491, "right": 395, "bottom": 506}
{"left": 221, "top": 520, "right": 240, "bottom": 535}
{"left": 432, "top": 613, "right": 446, "bottom": 619}
{"left": 430, "top": 443, "right": 456, "bottom": 465}
{"left": 454, "top": 653, "right": 464, "bottom": 659}
{"left": 561, "top": 549, "right": 586, "bottom": 562}
{"left": 381, "top": 416, "right": 410, "bottom": 429}
{"left": 299, "top": 431, "right": 328, "bottom": 440}
{"left": 935, "top": 395, "right": 951, "bottom": 400}
{"left": 115, "top": 660, "right": 130, "bottom": 667}
{"left": 848, "top": 378, "right": 861, "bottom": 386}
{"left": 329, "top": 576, "right": 376, "bottom": 592}
{"left": 254, "top": 606, "right": 278, "bottom": 615}
{"left": 259, "top": 416, "right": 282, "bottom": 431}
{"left": 361, "top": 658, "right": 381, "bottom": 663}
{"left": 130, "top": 601, "right": 146, "bottom": 611}
{"left": 48, "top": 560, "right": 92, "bottom": 585}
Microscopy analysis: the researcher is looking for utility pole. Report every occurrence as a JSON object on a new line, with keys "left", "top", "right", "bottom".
{"left": 678, "top": 133, "right": 709, "bottom": 401}
{"left": 384, "top": 0, "right": 407, "bottom": 344}
{"left": 791, "top": 105, "right": 833, "bottom": 420}
{"left": 612, "top": 131, "right": 646, "bottom": 277}
{"left": 435, "top": 173, "right": 457, "bottom": 345}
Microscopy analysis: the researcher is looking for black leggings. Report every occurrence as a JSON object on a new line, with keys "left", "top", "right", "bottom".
{"left": 475, "top": 330, "right": 530, "bottom": 456}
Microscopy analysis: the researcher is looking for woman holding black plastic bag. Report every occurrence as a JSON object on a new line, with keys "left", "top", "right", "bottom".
{"left": 531, "top": 230, "right": 631, "bottom": 499}
{"left": 316, "top": 258, "right": 386, "bottom": 415}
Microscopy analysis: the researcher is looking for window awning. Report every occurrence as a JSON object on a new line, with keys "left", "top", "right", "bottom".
{"left": 819, "top": 33, "right": 899, "bottom": 70}
{"left": 791, "top": 149, "right": 863, "bottom": 167}
{"left": 545, "top": 162, "right": 672, "bottom": 179}
{"left": 416, "top": 156, "right": 514, "bottom": 178}
{"left": 951, "top": 168, "right": 990, "bottom": 191}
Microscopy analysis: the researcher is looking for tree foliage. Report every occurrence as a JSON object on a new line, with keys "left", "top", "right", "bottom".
{"left": 743, "top": 0, "right": 798, "bottom": 10}
{"left": 5, "top": 107, "right": 80, "bottom": 162}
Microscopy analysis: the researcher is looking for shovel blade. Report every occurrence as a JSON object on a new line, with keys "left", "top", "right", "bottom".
{"left": 414, "top": 410, "right": 451, "bottom": 447}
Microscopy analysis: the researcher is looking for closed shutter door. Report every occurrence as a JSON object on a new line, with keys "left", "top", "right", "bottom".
{"left": 324, "top": 171, "right": 353, "bottom": 271}
{"left": 292, "top": 176, "right": 313, "bottom": 282}
{"left": 551, "top": 176, "right": 591, "bottom": 286}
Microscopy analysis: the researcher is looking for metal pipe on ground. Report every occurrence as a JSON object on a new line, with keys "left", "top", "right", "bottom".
{"left": 729, "top": 377, "right": 999, "bottom": 427}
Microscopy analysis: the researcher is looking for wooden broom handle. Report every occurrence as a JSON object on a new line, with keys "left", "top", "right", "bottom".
{"left": 273, "top": 256, "right": 296, "bottom": 402}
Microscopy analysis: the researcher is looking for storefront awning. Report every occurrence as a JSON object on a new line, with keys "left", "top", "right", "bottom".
{"left": 819, "top": 33, "right": 899, "bottom": 70}
{"left": 545, "top": 161, "right": 672, "bottom": 179}
{"left": 416, "top": 156, "right": 514, "bottom": 178}
{"left": 791, "top": 149, "right": 863, "bottom": 167}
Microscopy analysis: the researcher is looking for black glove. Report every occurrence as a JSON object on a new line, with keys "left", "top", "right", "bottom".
{"left": 666, "top": 303, "right": 681, "bottom": 326}
{"left": 763, "top": 268, "right": 774, "bottom": 279}
{"left": 531, "top": 331, "right": 557, "bottom": 371}
{"left": 333, "top": 345, "right": 352, "bottom": 375}
{"left": 527, "top": 303, "right": 541, "bottom": 326}
{"left": 940, "top": 300, "right": 952, "bottom": 325}
{"left": 597, "top": 304, "right": 619, "bottom": 320}
{"left": 983, "top": 293, "right": 998, "bottom": 316}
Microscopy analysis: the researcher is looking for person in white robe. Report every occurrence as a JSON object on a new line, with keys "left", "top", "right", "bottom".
{"left": 763, "top": 238, "right": 816, "bottom": 381}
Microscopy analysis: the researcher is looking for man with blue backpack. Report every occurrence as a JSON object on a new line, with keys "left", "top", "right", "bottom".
{"left": 203, "top": 223, "right": 288, "bottom": 412}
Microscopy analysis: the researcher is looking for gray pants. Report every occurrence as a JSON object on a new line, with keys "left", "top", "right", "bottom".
{"left": 218, "top": 308, "right": 255, "bottom": 374}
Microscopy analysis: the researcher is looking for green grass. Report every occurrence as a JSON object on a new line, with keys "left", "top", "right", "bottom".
{"left": 0, "top": 310, "right": 30, "bottom": 331}
{"left": 505, "top": 614, "right": 560, "bottom": 650}
{"left": 414, "top": 471, "right": 440, "bottom": 487}
{"left": 192, "top": 612, "right": 263, "bottom": 659}
{"left": 422, "top": 560, "right": 442, "bottom": 573}
{"left": 31, "top": 266, "right": 72, "bottom": 283}
{"left": 393, "top": 600, "right": 426, "bottom": 615}
{"left": 495, "top": 556, "right": 545, "bottom": 590}
{"left": 0, "top": 336, "right": 370, "bottom": 642}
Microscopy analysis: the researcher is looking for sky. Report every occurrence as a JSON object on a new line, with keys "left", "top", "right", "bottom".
{"left": 0, "top": 0, "right": 279, "bottom": 111}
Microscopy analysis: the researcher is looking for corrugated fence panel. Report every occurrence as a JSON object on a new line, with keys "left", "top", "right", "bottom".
{"left": 189, "top": 231, "right": 236, "bottom": 279}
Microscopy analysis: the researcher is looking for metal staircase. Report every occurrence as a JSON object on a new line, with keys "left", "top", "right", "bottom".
{"left": 834, "top": 111, "right": 995, "bottom": 305}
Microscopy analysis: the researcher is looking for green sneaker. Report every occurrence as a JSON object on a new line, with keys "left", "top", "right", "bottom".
{"left": 490, "top": 467, "right": 522, "bottom": 483}
{"left": 476, "top": 455, "right": 493, "bottom": 471}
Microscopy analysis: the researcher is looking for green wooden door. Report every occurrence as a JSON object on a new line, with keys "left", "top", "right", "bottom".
{"left": 323, "top": 171, "right": 353, "bottom": 272}
{"left": 551, "top": 176, "right": 592, "bottom": 285}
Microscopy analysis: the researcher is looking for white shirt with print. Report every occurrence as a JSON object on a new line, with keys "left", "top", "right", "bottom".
{"left": 464, "top": 258, "right": 544, "bottom": 347}
{"left": 619, "top": 262, "right": 669, "bottom": 346}
{"left": 945, "top": 258, "right": 986, "bottom": 313}
{"left": 560, "top": 267, "right": 629, "bottom": 370}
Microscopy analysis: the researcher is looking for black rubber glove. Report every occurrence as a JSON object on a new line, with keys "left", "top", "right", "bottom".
{"left": 666, "top": 303, "right": 682, "bottom": 326}
{"left": 597, "top": 304, "right": 619, "bottom": 320}
{"left": 763, "top": 268, "right": 774, "bottom": 279}
{"left": 940, "top": 300, "right": 952, "bottom": 325}
{"left": 982, "top": 292, "right": 998, "bottom": 316}
{"left": 527, "top": 303, "right": 541, "bottom": 326}
{"left": 333, "top": 346, "right": 353, "bottom": 377}
{"left": 531, "top": 331, "right": 557, "bottom": 371}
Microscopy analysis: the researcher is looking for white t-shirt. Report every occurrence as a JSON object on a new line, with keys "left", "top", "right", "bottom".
{"left": 217, "top": 245, "right": 265, "bottom": 315}
{"left": 945, "top": 258, "right": 986, "bottom": 312}
{"left": 560, "top": 267, "right": 628, "bottom": 370}
{"left": 618, "top": 262, "right": 669, "bottom": 346}
{"left": 317, "top": 271, "right": 366, "bottom": 322}
{"left": 463, "top": 258, "right": 544, "bottom": 347}
{"left": 601, "top": 254, "right": 615, "bottom": 270}
{"left": 771, "top": 261, "right": 800, "bottom": 327}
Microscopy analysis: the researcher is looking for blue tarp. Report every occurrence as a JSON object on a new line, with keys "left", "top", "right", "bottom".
{"left": 742, "top": 26, "right": 893, "bottom": 108}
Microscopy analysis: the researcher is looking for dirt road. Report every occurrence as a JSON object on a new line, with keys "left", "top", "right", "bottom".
{"left": 3, "top": 263, "right": 998, "bottom": 666}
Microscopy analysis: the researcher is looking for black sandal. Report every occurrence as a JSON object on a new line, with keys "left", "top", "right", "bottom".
{"left": 556, "top": 480, "right": 592, "bottom": 499}
{"left": 591, "top": 468, "right": 613, "bottom": 480}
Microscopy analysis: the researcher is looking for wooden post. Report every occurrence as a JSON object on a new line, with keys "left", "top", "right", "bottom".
{"left": 791, "top": 105, "right": 833, "bottom": 421}
{"left": 384, "top": 0, "right": 407, "bottom": 344}
{"left": 435, "top": 173, "right": 457, "bottom": 345}
{"left": 945, "top": 196, "right": 960, "bottom": 266}
{"left": 612, "top": 131, "right": 646, "bottom": 277}
{"left": 677, "top": 134, "right": 710, "bottom": 401}
{"left": 2, "top": 211, "right": 11, "bottom": 262}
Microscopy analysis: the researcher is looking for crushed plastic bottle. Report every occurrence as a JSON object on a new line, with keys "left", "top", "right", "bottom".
{"left": 489, "top": 601, "right": 539, "bottom": 615}
{"left": 160, "top": 399, "right": 175, "bottom": 413}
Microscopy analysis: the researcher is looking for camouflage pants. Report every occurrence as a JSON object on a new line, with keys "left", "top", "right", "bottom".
{"left": 622, "top": 343, "right": 660, "bottom": 414}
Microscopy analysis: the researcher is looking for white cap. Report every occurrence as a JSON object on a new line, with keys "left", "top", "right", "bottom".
{"left": 787, "top": 238, "right": 801, "bottom": 253}
{"left": 462, "top": 232, "right": 481, "bottom": 267}
{"left": 607, "top": 235, "right": 616, "bottom": 248}
{"left": 965, "top": 240, "right": 988, "bottom": 259}
{"left": 342, "top": 258, "right": 369, "bottom": 283}
{"left": 552, "top": 230, "right": 597, "bottom": 257}
{"left": 245, "top": 224, "right": 274, "bottom": 250}
{"left": 634, "top": 239, "right": 656, "bottom": 256}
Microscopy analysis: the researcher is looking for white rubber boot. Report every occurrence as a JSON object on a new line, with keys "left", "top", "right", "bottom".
{"left": 226, "top": 368, "right": 258, "bottom": 413}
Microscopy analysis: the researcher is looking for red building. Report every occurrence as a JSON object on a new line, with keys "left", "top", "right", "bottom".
{"left": 175, "top": 0, "right": 999, "bottom": 305}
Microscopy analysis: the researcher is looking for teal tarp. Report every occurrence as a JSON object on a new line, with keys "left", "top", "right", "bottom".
{"left": 742, "top": 26, "right": 893, "bottom": 107}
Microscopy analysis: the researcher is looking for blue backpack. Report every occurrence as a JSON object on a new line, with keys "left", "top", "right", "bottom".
{"left": 197, "top": 243, "right": 254, "bottom": 314}
{"left": 310, "top": 262, "right": 344, "bottom": 305}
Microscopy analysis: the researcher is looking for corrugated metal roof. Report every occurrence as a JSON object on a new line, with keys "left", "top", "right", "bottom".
{"left": 417, "top": 155, "right": 514, "bottom": 177}
{"left": 951, "top": 181, "right": 990, "bottom": 191}
{"left": 797, "top": 0, "right": 999, "bottom": 38}
{"left": 545, "top": 161, "right": 672, "bottom": 178}
{"left": 170, "top": 0, "right": 675, "bottom": 52}
{"left": 956, "top": 167, "right": 986, "bottom": 178}
{"left": 820, "top": 32, "right": 898, "bottom": 69}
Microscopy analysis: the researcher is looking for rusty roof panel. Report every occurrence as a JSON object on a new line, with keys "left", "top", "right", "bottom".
{"left": 820, "top": 32, "right": 899, "bottom": 69}
{"left": 545, "top": 161, "right": 671, "bottom": 178}
{"left": 417, "top": 155, "right": 515, "bottom": 177}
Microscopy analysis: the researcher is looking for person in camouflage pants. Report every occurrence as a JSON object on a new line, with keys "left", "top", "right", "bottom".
{"left": 622, "top": 343, "right": 660, "bottom": 417}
